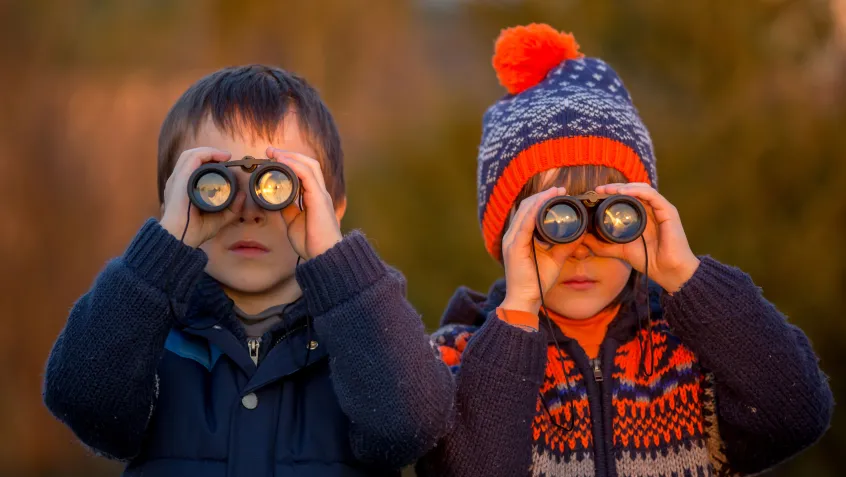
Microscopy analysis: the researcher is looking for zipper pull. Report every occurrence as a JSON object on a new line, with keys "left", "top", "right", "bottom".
{"left": 592, "top": 358, "right": 603, "bottom": 382}
{"left": 248, "top": 338, "right": 261, "bottom": 365}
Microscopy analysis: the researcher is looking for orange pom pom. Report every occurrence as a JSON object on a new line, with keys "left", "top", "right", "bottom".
{"left": 493, "top": 23, "right": 583, "bottom": 95}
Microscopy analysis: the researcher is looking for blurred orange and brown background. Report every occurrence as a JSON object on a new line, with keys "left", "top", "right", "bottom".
{"left": 1, "top": 1, "right": 844, "bottom": 476}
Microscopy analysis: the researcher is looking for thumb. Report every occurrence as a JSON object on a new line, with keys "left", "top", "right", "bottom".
{"left": 280, "top": 202, "right": 301, "bottom": 228}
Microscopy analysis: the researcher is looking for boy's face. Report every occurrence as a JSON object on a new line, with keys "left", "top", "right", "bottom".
{"left": 182, "top": 116, "right": 341, "bottom": 308}
{"left": 542, "top": 235, "right": 631, "bottom": 319}
{"left": 530, "top": 168, "right": 632, "bottom": 319}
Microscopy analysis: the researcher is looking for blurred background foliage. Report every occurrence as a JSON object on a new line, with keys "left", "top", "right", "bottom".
{"left": 0, "top": 0, "right": 843, "bottom": 475}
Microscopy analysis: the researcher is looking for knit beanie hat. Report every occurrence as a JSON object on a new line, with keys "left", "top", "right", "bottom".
{"left": 477, "top": 23, "right": 658, "bottom": 260}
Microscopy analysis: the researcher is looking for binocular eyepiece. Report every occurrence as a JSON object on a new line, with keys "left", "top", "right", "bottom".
{"left": 187, "top": 156, "right": 300, "bottom": 213}
{"left": 535, "top": 191, "right": 647, "bottom": 244}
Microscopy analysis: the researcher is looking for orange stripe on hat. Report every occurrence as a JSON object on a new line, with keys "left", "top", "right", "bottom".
{"left": 481, "top": 136, "right": 650, "bottom": 260}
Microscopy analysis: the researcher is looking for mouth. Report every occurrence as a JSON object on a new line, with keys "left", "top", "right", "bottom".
{"left": 561, "top": 275, "right": 598, "bottom": 291}
{"left": 228, "top": 240, "right": 269, "bottom": 257}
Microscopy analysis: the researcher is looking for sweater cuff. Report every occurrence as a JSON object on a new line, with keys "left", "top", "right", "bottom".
{"left": 661, "top": 255, "right": 762, "bottom": 334}
{"left": 123, "top": 218, "right": 208, "bottom": 303}
{"left": 496, "top": 308, "right": 539, "bottom": 331}
{"left": 462, "top": 314, "right": 547, "bottom": 381}
{"left": 295, "top": 230, "right": 388, "bottom": 316}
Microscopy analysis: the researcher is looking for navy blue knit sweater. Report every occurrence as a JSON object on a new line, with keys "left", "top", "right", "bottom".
{"left": 43, "top": 219, "right": 455, "bottom": 476}
{"left": 419, "top": 257, "right": 833, "bottom": 476}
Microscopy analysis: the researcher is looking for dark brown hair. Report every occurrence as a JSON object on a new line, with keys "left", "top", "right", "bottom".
{"left": 157, "top": 65, "right": 344, "bottom": 205}
{"left": 504, "top": 165, "right": 640, "bottom": 306}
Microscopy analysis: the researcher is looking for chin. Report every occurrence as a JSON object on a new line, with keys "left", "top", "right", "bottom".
{"left": 545, "top": 292, "right": 613, "bottom": 320}
{"left": 211, "top": 267, "right": 294, "bottom": 295}
{"left": 223, "top": 276, "right": 282, "bottom": 294}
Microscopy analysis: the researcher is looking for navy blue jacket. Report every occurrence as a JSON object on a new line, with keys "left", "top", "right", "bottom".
{"left": 44, "top": 220, "right": 456, "bottom": 477}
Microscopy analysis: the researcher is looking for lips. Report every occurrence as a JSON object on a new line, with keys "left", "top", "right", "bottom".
{"left": 228, "top": 240, "right": 269, "bottom": 256}
{"left": 561, "top": 275, "right": 597, "bottom": 290}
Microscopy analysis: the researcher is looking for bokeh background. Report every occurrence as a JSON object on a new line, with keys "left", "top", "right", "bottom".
{"left": 1, "top": 1, "right": 844, "bottom": 476}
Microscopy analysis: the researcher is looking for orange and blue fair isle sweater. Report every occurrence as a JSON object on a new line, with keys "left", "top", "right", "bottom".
{"left": 416, "top": 257, "right": 833, "bottom": 477}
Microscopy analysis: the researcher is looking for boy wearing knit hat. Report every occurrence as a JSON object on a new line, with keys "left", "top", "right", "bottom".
{"left": 418, "top": 24, "right": 832, "bottom": 477}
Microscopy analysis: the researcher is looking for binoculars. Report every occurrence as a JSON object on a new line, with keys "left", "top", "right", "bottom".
{"left": 187, "top": 156, "right": 300, "bottom": 213}
{"left": 535, "top": 191, "right": 647, "bottom": 244}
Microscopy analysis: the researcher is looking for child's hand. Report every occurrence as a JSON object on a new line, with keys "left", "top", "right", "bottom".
{"left": 267, "top": 147, "right": 343, "bottom": 260}
{"left": 591, "top": 182, "right": 700, "bottom": 293}
{"left": 160, "top": 147, "right": 246, "bottom": 248}
{"left": 500, "top": 187, "right": 578, "bottom": 315}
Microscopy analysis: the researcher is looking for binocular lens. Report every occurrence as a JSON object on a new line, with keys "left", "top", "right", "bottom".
{"left": 535, "top": 193, "right": 646, "bottom": 245}
{"left": 188, "top": 159, "right": 299, "bottom": 213}
{"left": 601, "top": 202, "right": 642, "bottom": 241}
{"left": 254, "top": 170, "right": 294, "bottom": 206}
{"left": 194, "top": 172, "right": 232, "bottom": 208}
{"left": 541, "top": 203, "right": 582, "bottom": 242}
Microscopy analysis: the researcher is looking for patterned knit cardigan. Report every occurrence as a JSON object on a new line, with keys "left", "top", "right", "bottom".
{"left": 416, "top": 257, "right": 833, "bottom": 477}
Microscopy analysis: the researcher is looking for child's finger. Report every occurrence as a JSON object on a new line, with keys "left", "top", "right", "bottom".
{"left": 267, "top": 147, "right": 327, "bottom": 190}
{"left": 280, "top": 201, "right": 302, "bottom": 228}
{"left": 177, "top": 148, "right": 232, "bottom": 177}
{"left": 270, "top": 155, "right": 325, "bottom": 200}
{"left": 507, "top": 187, "right": 567, "bottom": 248}
{"left": 266, "top": 150, "right": 334, "bottom": 211}
{"left": 198, "top": 148, "right": 234, "bottom": 163}
{"left": 582, "top": 234, "right": 626, "bottom": 260}
{"left": 595, "top": 182, "right": 649, "bottom": 195}
{"left": 610, "top": 185, "right": 678, "bottom": 224}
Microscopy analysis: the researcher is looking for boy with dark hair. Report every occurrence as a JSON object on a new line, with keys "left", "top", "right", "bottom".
{"left": 44, "top": 65, "right": 455, "bottom": 477}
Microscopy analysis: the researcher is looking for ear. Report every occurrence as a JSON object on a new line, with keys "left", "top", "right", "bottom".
{"left": 334, "top": 196, "right": 347, "bottom": 222}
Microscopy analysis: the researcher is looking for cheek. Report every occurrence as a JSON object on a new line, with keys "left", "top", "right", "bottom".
{"left": 600, "top": 259, "right": 632, "bottom": 295}
{"left": 199, "top": 235, "right": 224, "bottom": 257}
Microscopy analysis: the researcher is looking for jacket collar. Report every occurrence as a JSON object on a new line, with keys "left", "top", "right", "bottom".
{"left": 441, "top": 277, "right": 664, "bottom": 345}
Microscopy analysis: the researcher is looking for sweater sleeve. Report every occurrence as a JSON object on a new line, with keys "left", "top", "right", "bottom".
{"left": 42, "top": 219, "right": 207, "bottom": 461}
{"left": 294, "top": 231, "right": 456, "bottom": 468}
{"left": 661, "top": 256, "right": 834, "bottom": 474}
{"left": 416, "top": 316, "right": 548, "bottom": 477}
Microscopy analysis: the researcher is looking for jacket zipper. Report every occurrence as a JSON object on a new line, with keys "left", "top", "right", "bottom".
{"left": 586, "top": 349, "right": 610, "bottom": 477}
{"left": 591, "top": 357, "right": 603, "bottom": 382}
{"left": 248, "top": 337, "right": 261, "bottom": 365}
{"left": 245, "top": 324, "right": 310, "bottom": 367}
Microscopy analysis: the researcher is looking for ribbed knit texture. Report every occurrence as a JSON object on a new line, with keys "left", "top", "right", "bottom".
{"left": 477, "top": 56, "right": 658, "bottom": 259}
{"left": 296, "top": 231, "right": 456, "bottom": 467}
{"left": 43, "top": 219, "right": 207, "bottom": 460}
{"left": 661, "top": 256, "right": 834, "bottom": 474}
{"left": 420, "top": 316, "right": 548, "bottom": 477}
{"left": 419, "top": 258, "right": 833, "bottom": 477}
{"left": 43, "top": 221, "right": 456, "bottom": 472}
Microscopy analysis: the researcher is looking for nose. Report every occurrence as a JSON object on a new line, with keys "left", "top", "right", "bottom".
{"left": 235, "top": 172, "right": 266, "bottom": 225}
{"left": 239, "top": 194, "right": 267, "bottom": 224}
{"left": 546, "top": 234, "right": 592, "bottom": 261}
{"left": 570, "top": 235, "right": 593, "bottom": 261}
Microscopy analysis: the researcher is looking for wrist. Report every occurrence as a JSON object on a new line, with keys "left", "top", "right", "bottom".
{"left": 660, "top": 254, "right": 700, "bottom": 293}
{"left": 159, "top": 217, "right": 199, "bottom": 248}
{"left": 309, "top": 232, "right": 343, "bottom": 259}
{"left": 500, "top": 296, "right": 541, "bottom": 316}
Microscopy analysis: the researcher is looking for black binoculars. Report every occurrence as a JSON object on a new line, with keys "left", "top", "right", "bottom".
{"left": 187, "top": 156, "right": 300, "bottom": 213}
{"left": 535, "top": 191, "right": 647, "bottom": 244}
